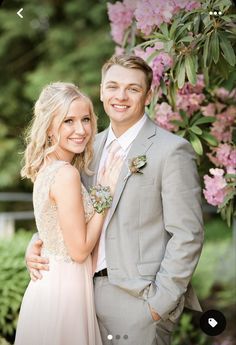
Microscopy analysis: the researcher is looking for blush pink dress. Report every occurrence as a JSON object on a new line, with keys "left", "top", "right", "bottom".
{"left": 15, "top": 161, "right": 102, "bottom": 345}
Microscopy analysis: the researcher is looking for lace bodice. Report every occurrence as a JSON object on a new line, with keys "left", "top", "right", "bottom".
{"left": 33, "top": 161, "right": 94, "bottom": 262}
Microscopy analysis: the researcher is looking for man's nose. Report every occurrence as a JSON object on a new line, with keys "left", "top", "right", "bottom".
{"left": 115, "top": 89, "right": 128, "bottom": 100}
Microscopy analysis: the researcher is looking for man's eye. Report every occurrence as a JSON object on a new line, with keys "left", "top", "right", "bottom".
{"left": 107, "top": 85, "right": 116, "bottom": 89}
{"left": 129, "top": 88, "right": 139, "bottom": 92}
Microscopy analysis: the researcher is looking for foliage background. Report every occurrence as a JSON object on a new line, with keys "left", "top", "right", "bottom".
{"left": 0, "top": 0, "right": 114, "bottom": 192}
{"left": 0, "top": 1, "right": 235, "bottom": 344}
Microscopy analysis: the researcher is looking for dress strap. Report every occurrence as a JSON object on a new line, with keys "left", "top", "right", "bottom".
{"left": 34, "top": 161, "right": 70, "bottom": 204}
{"left": 45, "top": 160, "right": 70, "bottom": 189}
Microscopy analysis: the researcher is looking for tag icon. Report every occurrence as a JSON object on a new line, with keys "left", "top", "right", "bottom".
{"left": 208, "top": 318, "right": 218, "bottom": 328}
{"left": 200, "top": 309, "right": 226, "bottom": 336}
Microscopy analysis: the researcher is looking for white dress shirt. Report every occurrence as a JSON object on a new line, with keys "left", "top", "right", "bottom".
{"left": 95, "top": 114, "right": 147, "bottom": 272}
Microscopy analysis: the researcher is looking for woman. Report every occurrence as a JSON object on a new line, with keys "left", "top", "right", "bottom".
{"left": 15, "top": 82, "right": 123, "bottom": 345}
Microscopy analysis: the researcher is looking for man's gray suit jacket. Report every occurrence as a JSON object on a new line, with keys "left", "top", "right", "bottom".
{"left": 81, "top": 116, "right": 204, "bottom": 322}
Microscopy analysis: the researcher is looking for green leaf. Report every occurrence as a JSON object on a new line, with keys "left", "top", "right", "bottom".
{"left": 219, "top": 33, "right": 236, "bottom": 66}
{"left": 190, "top": 125, "right": 202, "bottom": 135}
{"left": 177, "top": 130, "right": 186, "bottom": 137}
{"left": 189, "top": 132, "right": 203, "bottom": 155}
{"left": 218, "top": 190, "right": 235, "bottom": 210}
{"left": 175, "top": 23, "right": 190, "bottom": 42}
{"left": 203, "top": 35, "right": 210, "bottom": 68}
{"left": 193, "top": 14, "right": 200, "bottom": 34}
{"left": 171, "top": 120, "right": 186, "bottom": 128}
{"left": 189, "top": 112, "right": 202, "bottom": 126}
{"left": 146, "top": 50, "right": 159, "bottom": 64}
{"left": 169, "top": 17, "right": 181, "bottom": 39}
{"left": 180, "top": 36, "right": 194, "bottom": 43}
{"left": 185, "top": 55, "right": 197, "bottom": 85}
{"left": 160, "top": 78, "right": 167, "bottom": 95}
{"left": 179, "top": 110, "right": 189, "bottom": 126}
{"left": 201, "top": 131, "right": 218, "bottom": 146}
{"left": 177, "top": 61, "right": 185, "bottom": 89}
{"left": 203, "top": 67, "right": 209, "bottom": 87}
{"left": 225, "top": 174, "right": 236, "bottom": 179}
{"left": 164, "top": 40, "right": 174, "bottom": 53}
{"left": 159, "top": 23, "right": 169, "bottom": 38}
{"left": 194, "top": 116, "right": 216, "bottom": 125}
{"left": 211, "top": 31, "right": 219, "bottom": 64}
{"left": 174, "top": 55, "right": 183, "bottom": 80}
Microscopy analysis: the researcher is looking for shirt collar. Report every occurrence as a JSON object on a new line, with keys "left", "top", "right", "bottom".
{"left": 105, "top": 114, "right": 147, "bottom": 151}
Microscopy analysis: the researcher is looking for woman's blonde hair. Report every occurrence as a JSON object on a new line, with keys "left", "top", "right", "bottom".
{"left": 21, "top": 82, "right": 97, "bottom": 182}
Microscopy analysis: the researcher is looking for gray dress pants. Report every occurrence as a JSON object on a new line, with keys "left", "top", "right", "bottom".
{"left": 94, "top": 277, "right": 177, "bottom": 345}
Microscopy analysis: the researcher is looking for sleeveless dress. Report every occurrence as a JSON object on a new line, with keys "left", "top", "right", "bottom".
{"left": 15, "top": 161, "right": 102, "bottom": 345}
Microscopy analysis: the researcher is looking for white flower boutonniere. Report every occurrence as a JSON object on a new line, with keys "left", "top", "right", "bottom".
{"left": 124, "top": 155, "right": 147, "bottom": 181}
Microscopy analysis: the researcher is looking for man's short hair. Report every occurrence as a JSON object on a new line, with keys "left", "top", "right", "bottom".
{"left": 101, "top": 54, "right": 153, "bottom": 91}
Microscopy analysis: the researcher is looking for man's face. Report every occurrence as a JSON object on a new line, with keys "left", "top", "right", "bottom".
{"left": 100, "top": 65, "right": 152, "bottom": 135}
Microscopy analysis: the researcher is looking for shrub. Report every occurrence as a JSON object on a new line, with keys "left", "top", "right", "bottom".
{"left": 0, "top": 230, "right": 32, "bottom": 341}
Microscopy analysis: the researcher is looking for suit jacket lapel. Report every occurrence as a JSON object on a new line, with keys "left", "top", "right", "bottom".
{"left": 91, "top": 129, "right": 109, "bottom": 185}
{"left": 105, "top": 117, "right": 157, "bottom": 229}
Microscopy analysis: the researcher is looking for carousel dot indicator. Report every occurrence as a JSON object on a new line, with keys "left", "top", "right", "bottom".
{"left": 107, "top": 334, "right": 113, "bottom": 340}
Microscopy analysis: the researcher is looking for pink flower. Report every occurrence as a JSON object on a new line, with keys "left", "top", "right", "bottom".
{"left": 215, "top": 87, "right": 236, "bottom": 101}
{"left": 123, "top": 0, "right": 138, "bottom": 11}
{"left": 134, "top": 0, "right": 174, "bottom": 35}
{"left": 227, "top": 166, "right": 236, "bottom": 175}
{"left": 201, "top": 103, "right": 216, "bottom": 116}
{"left": 172, "top": 0, "right": 201, "bottom": 13}
{"left": 210, "top": 107, "right": 235, "bottom": 143}
{"left": 176, "top": 93, "right": 205, "bottom": 115}
{"left": 208, "top": 144, "right": 236, "bottom": 169}
{"left": 203, "top": 168, "right": 228, "bottom": 206}
{"left": 176, "top": 75, "right": 205, "bottom": 115}
{"left": 108, "top": 1, "right": 134, "bottom": 44}
{"left": 134, "top": 46, "right": 172, "bottom": 88}
{"left": 154, "top": 102, "right": 180, "bottom": 131}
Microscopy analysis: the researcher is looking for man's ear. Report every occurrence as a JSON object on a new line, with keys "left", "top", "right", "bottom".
{"left": 145, "top": 89, "right": 153, "bottom": 106}
{"left": 100, "top": 83, "right": 103, "bottom": 102}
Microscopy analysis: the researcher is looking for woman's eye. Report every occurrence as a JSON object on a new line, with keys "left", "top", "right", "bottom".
{"left": 64, "top": 119, "right": 73, "bottom": 124}
{"left": 129, "top": 88, "right": 138, "bottom": 92}
{"left": 107, "top": 85, "right": 116, "bottom": 89}
{"left": 83, "top": 117, "right": 90, "bottom": 123}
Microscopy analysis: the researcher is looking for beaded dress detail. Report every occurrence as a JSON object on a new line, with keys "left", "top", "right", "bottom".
{"left": 15, "top": 161, "right": 102, "bottom": 345}
{"left": 33, "top": 161, "right": 94, "bottom": 262}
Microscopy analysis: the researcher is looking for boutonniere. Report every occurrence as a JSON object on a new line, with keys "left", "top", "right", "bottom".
{"left": 124, "top": 155, "right": 147, "bottom": 181}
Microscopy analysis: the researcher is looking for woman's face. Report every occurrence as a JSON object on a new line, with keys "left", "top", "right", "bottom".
{"left": 49, "top": 98, "right": 92, "bottom": 162}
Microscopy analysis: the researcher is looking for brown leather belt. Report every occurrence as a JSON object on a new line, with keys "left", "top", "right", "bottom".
{"left": 94, "top": 268, "right": 108, "bottom": 277}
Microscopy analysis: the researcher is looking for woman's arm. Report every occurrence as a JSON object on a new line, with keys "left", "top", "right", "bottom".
{"left": 51, "top": 150, "right": 124, "bottom": 263}
{"left": 51, "top": 165, "right": 107, "bottom": 263}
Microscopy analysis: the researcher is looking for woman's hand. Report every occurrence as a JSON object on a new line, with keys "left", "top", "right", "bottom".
{"left": 98, "top": 146, "right": 124, "bottom": 196}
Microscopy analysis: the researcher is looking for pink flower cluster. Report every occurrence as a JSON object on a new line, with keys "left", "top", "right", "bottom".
{"left": 135, "top": 0, "right": 174, "bottom": 35}
{"left": 107, "top": 1, "right": 135, "bottom": 45}
{"left": 208, "top": 144, "right": 236, "bottom": 174}
{"left": 210, "top": 105, "right": 236, "bottom": 143}
{"left": 108, "top": 0, "right": 201, "bottom": 45}
{"left": 154, "top": 75, "right": 207, "bottom": 130}
{"left": 176, "top": 75, "right": 205, "bottom": 115}
{"left": 134, "top": 45, "right": 173, "bottom": 88}
{"left": 154, "top": 102, "right": 180, "bottom": 131}
{"left": 172, "top": 0, "right": 201, "bottom": 12}
{"left": 203, "top": 168, "right": 228, "bottom": 206}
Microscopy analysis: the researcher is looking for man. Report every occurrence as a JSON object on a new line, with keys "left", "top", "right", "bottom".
{"left": 26, "top": 55, "right": 204, "bottom": 345}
